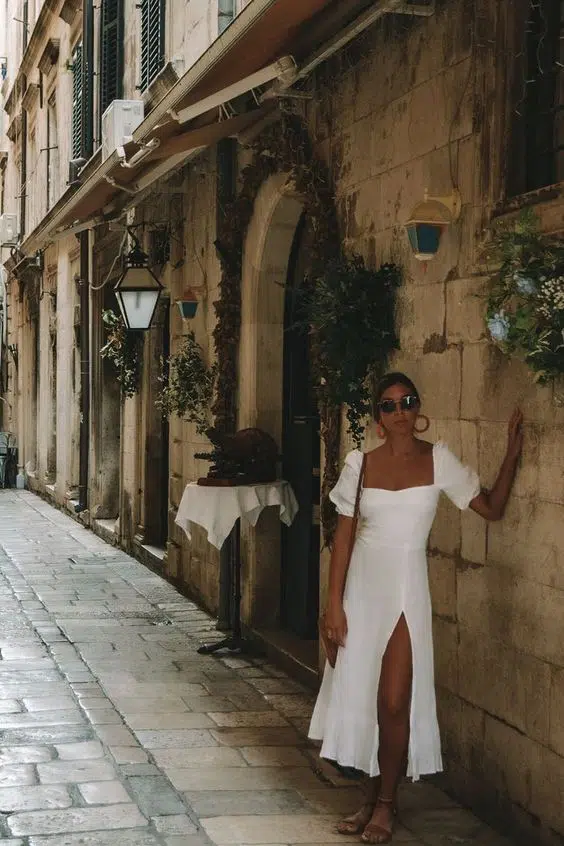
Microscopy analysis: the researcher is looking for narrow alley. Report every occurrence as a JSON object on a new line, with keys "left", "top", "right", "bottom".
{"left": 0, "top": 489, "right": 521, "bottom": 846}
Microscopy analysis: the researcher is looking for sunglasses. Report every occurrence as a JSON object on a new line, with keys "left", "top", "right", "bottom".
{"left": 377, "top": 394, "right": 419, "bottom": 414}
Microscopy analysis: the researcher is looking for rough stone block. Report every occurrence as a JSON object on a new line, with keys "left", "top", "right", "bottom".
{"left": 8, "top": 803, "right": 148, "bottom": 836}
{"left": 435, "top": 687, "right": 461, "bottom": 762}
{"left": 429, "top": 494, "right": 461, "bottom": 557}
{"left": 433, "top": 617, "right": 458, "bottom": 693}
{"left": 529, "top": 742, "right": 564, "bottom": 834}
{"left": 549, "top": 668, "right": 564, "bottom": 756}
{"left": 487, "top": 497, "right": 564, "bottom": 592}
{"left": 462, "top": 343, "right": 556, "bottom": 424}
{"left": 479, "top": 420, "right": 539, "bottom": 500}
{"left": 458, "top": 627, "right": 550, "bottom": 743}
{"left": 398, "top": 281, "right": 446, "bottom": 354}
{"left": 538, "top": 424, "right": 564, "bottom": 503}
{"left": 446, "top": 277, "right": 487, "bottom": 345}
{"left": 125, "top": 775, "right": 186, "bottom": 816}
{"left": 483, "top": 715, "right": 535, "bottom": 810}
{"left": 429, "top": 555, "right": 457, "bottom": 620}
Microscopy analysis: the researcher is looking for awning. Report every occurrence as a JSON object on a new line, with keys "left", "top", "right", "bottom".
{"left": 55, "top": 104, "right": 277, "bottom": 227}
{"left": 18, "top": 0, "right": 435, "bottom": 254}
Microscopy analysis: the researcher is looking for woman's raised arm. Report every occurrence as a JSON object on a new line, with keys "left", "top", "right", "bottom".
{"left": 470, "top": 408, "right": 523, "bottom": 522}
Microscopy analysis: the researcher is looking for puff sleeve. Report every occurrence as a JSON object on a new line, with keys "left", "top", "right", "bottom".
{"left": 435, "top": 441, "right": 480, "bottom": 510}
{"left": 329, "top": 450, "right": 364, "bottom": 517}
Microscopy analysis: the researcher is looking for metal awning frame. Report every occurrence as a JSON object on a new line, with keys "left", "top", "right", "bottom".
{"left": 17, "top": 0, "right": 437, "bottom": 255}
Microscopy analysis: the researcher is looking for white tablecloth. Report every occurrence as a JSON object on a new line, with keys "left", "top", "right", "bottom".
{"left": 175, "top": 481, "right": 299, "bottom": 550}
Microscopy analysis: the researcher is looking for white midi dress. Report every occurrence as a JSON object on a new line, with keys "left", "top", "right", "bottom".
{"left": 308, "top": 441, "right": 480, "bottom": 781}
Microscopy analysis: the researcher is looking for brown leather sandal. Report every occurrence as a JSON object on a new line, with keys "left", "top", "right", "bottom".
{"left": 360, "top": 797, "right": 395, "bottom": 844}
{"left": 335, "top": 802, "right": 375, "bottom": 836}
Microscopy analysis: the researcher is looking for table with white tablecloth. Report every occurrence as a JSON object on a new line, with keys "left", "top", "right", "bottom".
{"left": 175, "top": 481, "right": 298, "bottom": 653}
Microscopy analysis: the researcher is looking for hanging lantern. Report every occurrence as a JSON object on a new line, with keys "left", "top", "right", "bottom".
{"left": 114, "top": 242, "right": 163, "bottom": 330}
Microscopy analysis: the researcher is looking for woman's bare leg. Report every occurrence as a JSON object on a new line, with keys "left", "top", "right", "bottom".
{"left": 362, "top": 614, "right": 412, "bottom": 843}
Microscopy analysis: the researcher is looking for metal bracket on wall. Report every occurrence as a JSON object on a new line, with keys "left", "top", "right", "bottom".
{"left": 395, "top": 1, "right": 436, "bottom": 14}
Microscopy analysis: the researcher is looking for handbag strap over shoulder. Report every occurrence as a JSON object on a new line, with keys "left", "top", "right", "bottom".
{"left": 346, "top": 453, "right": 366, "bottom": 567}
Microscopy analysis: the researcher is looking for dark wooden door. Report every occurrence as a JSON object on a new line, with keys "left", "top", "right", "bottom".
{"left": 281, "top": 213, "right": 321, "bottom": 639}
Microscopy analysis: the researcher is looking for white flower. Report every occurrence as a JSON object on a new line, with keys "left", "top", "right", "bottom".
{"left": 514, "top": 273, "right": 537, "bottom": 295}
{"left": 487, "top": 310, "right": 510, "bottom": 343}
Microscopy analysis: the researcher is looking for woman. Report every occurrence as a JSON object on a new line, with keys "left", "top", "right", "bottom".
{"left": 308, "top": 372, "right": 523, "bottom": 844}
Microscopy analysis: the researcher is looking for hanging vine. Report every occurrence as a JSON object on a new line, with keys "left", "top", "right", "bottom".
{"left": 99, "top": 309, "right": 143, "bottom": 398}
{"left": 212, "top": 110, "right": 400, "bottom": 544}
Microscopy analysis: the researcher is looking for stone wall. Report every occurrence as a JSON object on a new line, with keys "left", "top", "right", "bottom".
{"left": 163, "top": 153, "right": 222, "bottom": 610}
{"left": 295, "top": 2, "right": 564, "bottom": 840}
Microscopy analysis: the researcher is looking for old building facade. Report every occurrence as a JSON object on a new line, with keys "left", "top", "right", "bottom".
{"left": 1, "top": 0, "right": 563, "bottom": 841}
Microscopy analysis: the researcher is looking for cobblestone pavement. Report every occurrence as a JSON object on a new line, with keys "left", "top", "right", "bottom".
{"left": 0, "top": 490, "right": 518, "bottom": 846}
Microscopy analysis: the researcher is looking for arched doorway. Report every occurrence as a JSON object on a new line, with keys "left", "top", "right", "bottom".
{"left": 239, "top": 174, "right": 321, "bottom": 660}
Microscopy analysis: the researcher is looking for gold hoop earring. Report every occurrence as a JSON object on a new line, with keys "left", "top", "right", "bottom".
{"left": 414, "top": 414, "right": 430, "bottom": 434}
{"left": 376, "top": 423, "right": 386, "bottom": 440}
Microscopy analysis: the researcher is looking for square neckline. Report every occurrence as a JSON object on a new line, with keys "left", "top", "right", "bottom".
{"left": 361, "top": 441, "right": 437, "bottom": 493}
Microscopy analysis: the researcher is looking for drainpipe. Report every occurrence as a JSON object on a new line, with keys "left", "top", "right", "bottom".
{"left": 77, "top": 0, "right": 94, "bottom": 512}
{"left": 19, "top": 79, "right": 27, "bottom": 238}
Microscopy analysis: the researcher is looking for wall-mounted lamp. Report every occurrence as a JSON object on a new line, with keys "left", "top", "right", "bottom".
{"left": 404, "top": 189, "right": 461, "bottom": 262}
{"left": 114, "top": 235, "right": 163, "bottom": 330}
{"left": 176, "top": 287, "right": 204, "bottom": 320}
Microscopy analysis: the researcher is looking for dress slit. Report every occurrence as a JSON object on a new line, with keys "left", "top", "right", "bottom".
{"left": 376, "top": 611, "right": 415, "bottom": 771}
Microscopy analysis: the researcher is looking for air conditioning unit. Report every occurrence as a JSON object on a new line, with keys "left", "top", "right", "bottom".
{"left": 0, "top": 214, "right": 18, "bottom": 246}
{"left": 101, "top": 100, "right": 145, "bottom": 162}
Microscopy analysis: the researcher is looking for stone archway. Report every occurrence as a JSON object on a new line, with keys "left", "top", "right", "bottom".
{"left": 238, "top": 173, "right": 304, "bottom": 632}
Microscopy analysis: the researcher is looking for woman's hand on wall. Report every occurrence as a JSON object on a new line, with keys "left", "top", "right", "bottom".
{"left": 470, "top": 407, "right": 523, "bottom": 522}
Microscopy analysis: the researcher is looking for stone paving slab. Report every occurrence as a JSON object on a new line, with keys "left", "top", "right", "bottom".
{"left": 0, "top": 490, "right": 521, "bottom": 846}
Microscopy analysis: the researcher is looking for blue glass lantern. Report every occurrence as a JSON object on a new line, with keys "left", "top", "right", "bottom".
{"left": 406, "top": 222, "right": 443, "bottom": 262}
{"left": 404, "top": 192, "right": 461, "bottom": 262}
{"left": 176, "top": 289, "right": 199, "bottom": 319}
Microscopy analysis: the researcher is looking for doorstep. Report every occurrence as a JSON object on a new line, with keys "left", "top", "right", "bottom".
{"left": 132, "top": 537, "right": 166, "bottom": 575}
{"left": 92, "top": 517, "right": 119, "bottom": 545}
{"left": 248, "top": 626, "right": 320, "bottom": 691}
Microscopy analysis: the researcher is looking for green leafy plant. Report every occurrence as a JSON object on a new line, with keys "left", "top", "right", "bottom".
{"left": 485, "top": 210, "right": 564, "bottom": 384}
{"left": 212, "top": 110, "right": 403, "bottom": 543}
{"left": 299, "top": 256, "right": 401, "bottom": 446}
{"left": 157, "top": 331, "right": 217, "bottom": 434}
{"left": 99, "top": 309, "right": 143, "bottom": 398}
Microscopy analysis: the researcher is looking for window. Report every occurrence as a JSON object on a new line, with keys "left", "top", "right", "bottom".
{"left": 218, "top": 0, "right": 236, "bottom": 35}
{"left": 71, "top": 43, "right": 83, "bottom": 160}
{"left": 511, "top": 0, "right": 564, "bottom": 194}
{"left": 140, "top": 0, "right": 165, "bottom": 91}
{"left": 99, "top": 0, "right": 124, "bottom": 120}
{"left": 47, "top": 95, "right": 59, "bottom": 210}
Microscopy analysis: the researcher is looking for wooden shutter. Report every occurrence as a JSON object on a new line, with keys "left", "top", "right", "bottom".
{"left": 140, "top": 0, "right": 165, "bottom": 91}
{"left": 71, "top": 43, "right": 83, "bottom": 159}
{"left": 100, "top": 0, "right": 124, "bottom": 118}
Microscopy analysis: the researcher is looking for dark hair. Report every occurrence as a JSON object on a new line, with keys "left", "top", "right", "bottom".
{"left": 373, "top": 371, "right": 420, "bottom": 420}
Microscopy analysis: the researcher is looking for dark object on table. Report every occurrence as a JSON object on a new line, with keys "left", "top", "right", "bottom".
{"left": 195, "top": 427, "right": 279, "bottom": 486}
